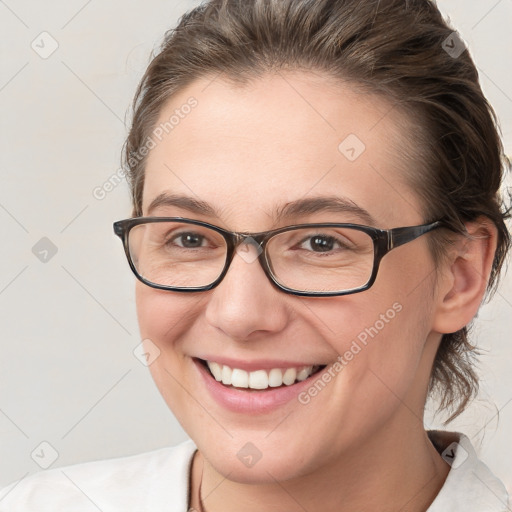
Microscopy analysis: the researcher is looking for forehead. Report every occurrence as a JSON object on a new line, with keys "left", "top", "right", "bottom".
{"left": 142, "top": 71, "right": 422, "bottom": 229}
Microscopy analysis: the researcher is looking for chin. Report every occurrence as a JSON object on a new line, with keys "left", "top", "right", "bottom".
{"left": 196, "top": 436, "right": 323, "bottom": 484}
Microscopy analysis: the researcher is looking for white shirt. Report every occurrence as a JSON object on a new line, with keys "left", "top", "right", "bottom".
{"left": 0, "top": 430, "right": 509, "bottom": 511}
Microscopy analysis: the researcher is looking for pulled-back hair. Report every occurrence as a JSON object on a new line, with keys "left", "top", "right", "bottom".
{"left": 122, "top": 0, "right": 510, "bottom": 421}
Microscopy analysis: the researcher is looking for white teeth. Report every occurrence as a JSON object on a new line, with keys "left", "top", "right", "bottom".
{"left": 249, "top": 370, "right": 268, "bottom": 390}
{"left": 205, "top": 361, "right": 318, "bottom": 390}
{"left": 231, "top": 368, "right": 249, "bottom": 388}
{"left": 207, "top": 361, "right": 222, "bottom": 381}
{"left": 296, "top": 366, "right": 313, "bottom": 382}
{"left": 268, "top": 368, "right": 283, "bottom": 387}
{"left": 282, "top": 368, "right": 297, "bottom": 386}
{"left": 221, "top": 365, "right": 232, "bottom": 385}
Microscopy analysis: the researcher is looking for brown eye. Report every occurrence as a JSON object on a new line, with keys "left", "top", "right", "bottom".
{"left": 170, "top": 232, "right": 206, "bottom": 249}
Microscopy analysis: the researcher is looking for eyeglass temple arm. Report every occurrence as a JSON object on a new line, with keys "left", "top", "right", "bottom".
{"left": 113, "top": 222, "right": 124, "bottom": 237}
{"left": 388, "top": 221, "right": 443, "bottom": 250}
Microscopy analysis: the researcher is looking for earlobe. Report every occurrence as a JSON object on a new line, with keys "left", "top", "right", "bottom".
{"left": 432, "top": 218, "right": 498, "bottom": 334}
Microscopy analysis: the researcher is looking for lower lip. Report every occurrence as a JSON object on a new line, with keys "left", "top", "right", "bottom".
{"left": 193, "top": 358, "right": 322, "bottom": 415}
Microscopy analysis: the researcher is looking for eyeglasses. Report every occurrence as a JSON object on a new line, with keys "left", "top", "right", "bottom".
{"left": 113, "top": 217, "right": 444, "bottom": 297}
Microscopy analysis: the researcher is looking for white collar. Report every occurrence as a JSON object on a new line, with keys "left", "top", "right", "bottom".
{"left": 426, "top": 430, "right": 509, "bottom": 511}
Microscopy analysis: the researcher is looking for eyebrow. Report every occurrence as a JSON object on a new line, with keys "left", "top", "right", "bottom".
{"left": 147, "top": 193, "right": 218, "bottom": 217}
{"left": 274, "top": 196, "right": 376, "bottom": 225}
{"left": 146, "top": 193, "right": 376, "bottom": 226}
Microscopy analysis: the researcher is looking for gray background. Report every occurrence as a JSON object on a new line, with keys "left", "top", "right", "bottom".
{"left": 1, "top": 0, "right": 511, "bottom": 494}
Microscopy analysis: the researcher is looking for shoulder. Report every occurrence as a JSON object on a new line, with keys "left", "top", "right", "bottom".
{"left": 427, "top": 430, "right": 510, "bottom": 512}
{"left": 0, "top": 439, "right": 197, "bottom": 512}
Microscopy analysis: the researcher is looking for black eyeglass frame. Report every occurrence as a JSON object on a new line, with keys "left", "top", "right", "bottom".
{"left": 113, "top": 216, "right": 445, "bottom": 297}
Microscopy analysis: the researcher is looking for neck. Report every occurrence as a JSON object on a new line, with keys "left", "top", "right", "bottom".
{"left": 190, "top": 418, "right": 450, "bottom": 512}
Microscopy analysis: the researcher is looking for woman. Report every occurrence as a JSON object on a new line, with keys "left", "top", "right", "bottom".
{"left": 1, "top": 0, "right": 510, "bottom": 510}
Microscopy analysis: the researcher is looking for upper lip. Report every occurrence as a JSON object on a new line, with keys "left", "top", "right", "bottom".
{"left": 195, "top": 356, "right": 327, "bottom": 372}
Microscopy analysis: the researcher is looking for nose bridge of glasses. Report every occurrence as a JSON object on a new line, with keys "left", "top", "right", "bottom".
{"left": 232, "top": 233, "right": 265, "bottom": 260}
{"left": 217, "top": 232, "right": 268, "bottom": 281}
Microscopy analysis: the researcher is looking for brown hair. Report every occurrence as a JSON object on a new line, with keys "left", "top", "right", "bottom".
{"left": 122, "top": 0, "right": 510, "bottom": 421}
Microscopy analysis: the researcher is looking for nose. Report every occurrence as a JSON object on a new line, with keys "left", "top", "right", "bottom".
{"left": 204, "top": 240, "right": 289, "bottom": 341}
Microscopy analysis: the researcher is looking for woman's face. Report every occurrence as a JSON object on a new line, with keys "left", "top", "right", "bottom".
{"left": 136, "top": 72, "right": 443, "bottom": 482}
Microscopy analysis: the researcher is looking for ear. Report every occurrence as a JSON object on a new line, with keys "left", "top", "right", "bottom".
{"left": 432, "top": 217, "right": 498, "bottom": 334}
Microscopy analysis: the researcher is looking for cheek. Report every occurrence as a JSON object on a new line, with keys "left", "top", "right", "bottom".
{"left": 134, "top": 283, "right": 203, "bottom": 400}
{"left": 135, "top": 282, "right": 205, "bottom": 343}
{"left": 305, "top": 262, "right": 435, "bottom": 432}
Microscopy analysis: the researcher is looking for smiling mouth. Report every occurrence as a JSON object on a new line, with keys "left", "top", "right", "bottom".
{"left": 198, "top": 359, "right": 326, "bottom": 391}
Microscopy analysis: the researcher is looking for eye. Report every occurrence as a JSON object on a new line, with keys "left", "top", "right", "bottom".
{"left": 168, "top": 231, "right": 208, "bottom": 249}
{"left": 297, "top": 233, "right": 352, "bottom": 253}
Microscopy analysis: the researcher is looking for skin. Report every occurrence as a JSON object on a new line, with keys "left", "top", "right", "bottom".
{"left": 135, "top": 71, "right": 497, "bottom": 511}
